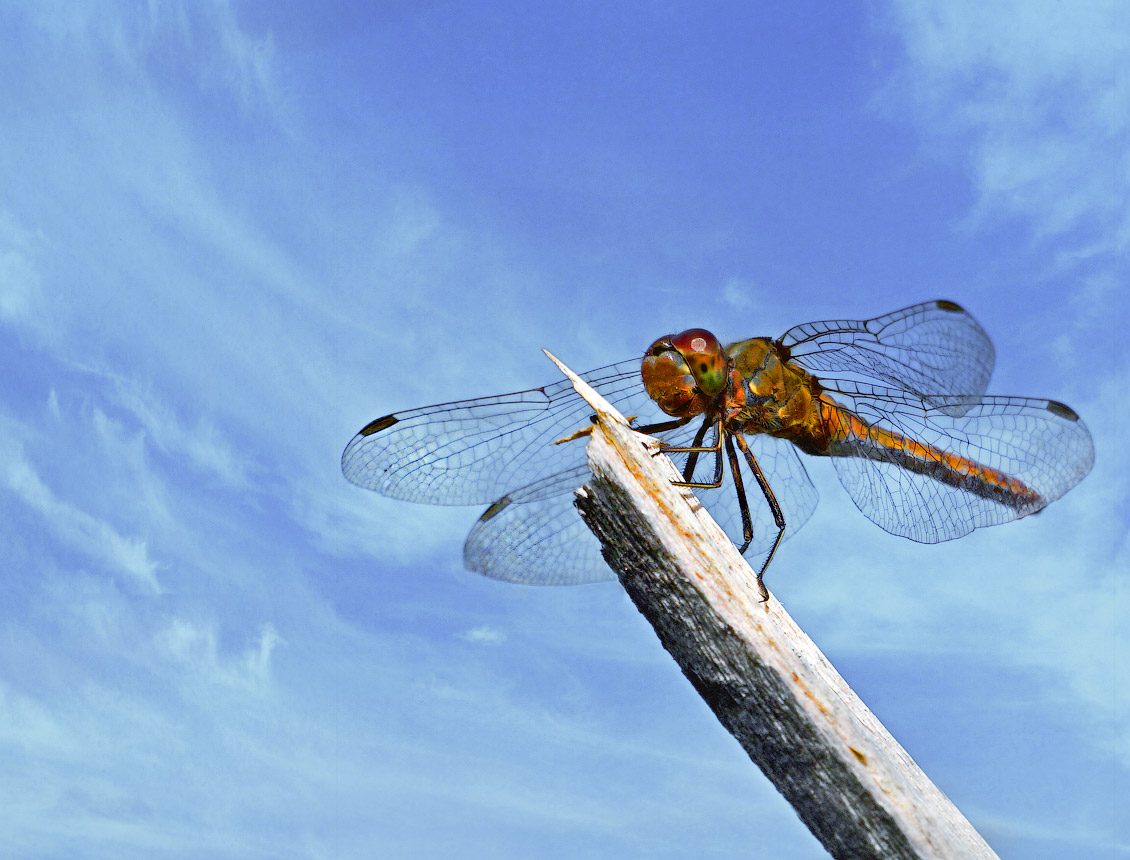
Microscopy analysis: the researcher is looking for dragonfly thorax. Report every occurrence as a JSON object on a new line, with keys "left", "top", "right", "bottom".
{"left": 726, "top": 337, "right": 831, "bottom": 450}
{"left": 641, "top": 328, "right": 729, "bottom": 418}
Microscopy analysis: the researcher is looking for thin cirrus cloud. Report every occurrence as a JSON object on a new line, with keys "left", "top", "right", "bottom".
{"left": 881, "top": 0, "right": 1127, "bottom": 250}
{"left": 0, "top": 421, "right": 162, "bottom": 593}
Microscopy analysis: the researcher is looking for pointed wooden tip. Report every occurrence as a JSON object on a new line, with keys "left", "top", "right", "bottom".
{"left": 543, "top": 349, "right": 631, "bottom": 428}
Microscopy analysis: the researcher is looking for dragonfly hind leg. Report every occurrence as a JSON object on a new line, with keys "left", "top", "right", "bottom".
{"left": 732, "top": 433, "right": 786, "bottom": 603}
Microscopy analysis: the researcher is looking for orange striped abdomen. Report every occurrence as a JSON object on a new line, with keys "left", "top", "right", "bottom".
{"left": 811, "top": 396, "right": 1045, "bottom": 515}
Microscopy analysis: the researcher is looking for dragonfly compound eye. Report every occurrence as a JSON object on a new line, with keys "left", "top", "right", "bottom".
{"left": 669, "top": 328, "right": 727, "bottom": 398}
{"left": 641, "top": 329, "right": 726, "bottom": 417}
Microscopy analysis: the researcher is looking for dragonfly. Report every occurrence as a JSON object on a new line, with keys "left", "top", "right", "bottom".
{"left": 342, "top": 300, "right": 1094, "bottom": 596}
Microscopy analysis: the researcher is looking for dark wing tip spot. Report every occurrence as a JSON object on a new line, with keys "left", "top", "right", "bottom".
{"left": 360, "top": 415, "right": 399, "bottom": 436}
{"left": 935, "top": 299, "right": 965, "bottom": 313}
{"left": 1045, "top": 400, "right": 1081, "bottom": 422}
{"left": 478, "top": 496, "right": 512, "bottom": 522}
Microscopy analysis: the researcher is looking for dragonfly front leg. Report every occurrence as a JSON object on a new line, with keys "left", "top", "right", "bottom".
{"left": 632, "top": 415, "right": 720, "bottom": 485}
{"left": 732, "top": 433, "right": 786, "bottom": 602}
{"left": 558, "top": 413, "right": 693, "bottom": 447}
{"left": 663, "top": 417, "right": 726, "bottom": 489}
{"left": 634, "top": 415, "right": 694, "bottom": 436}
{"left": 680, "top": 414, "right": 716, "bottom": 484}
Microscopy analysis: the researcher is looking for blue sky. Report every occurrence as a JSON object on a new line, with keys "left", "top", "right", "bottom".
{"left": 0, "top": 1, "right": 1125, "bottom": 858}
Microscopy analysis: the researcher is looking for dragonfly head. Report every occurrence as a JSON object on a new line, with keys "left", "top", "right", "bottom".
{"left": 641, "top": 328, "right": 729, "bottom": 417}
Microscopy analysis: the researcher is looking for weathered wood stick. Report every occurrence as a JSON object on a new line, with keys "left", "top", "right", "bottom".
{"left": 546, "top": 350, "right": 999, "bottom": 860}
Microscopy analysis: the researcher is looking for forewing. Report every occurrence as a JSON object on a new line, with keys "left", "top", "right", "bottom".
{"left": 781, "top": 300, "right": 995, "bottom": 412}
{"left": 825, "top": 384, "right": 1095, "bottom": 543}
{"left": 341, "top": 358, "right": 669, "bottom": 506}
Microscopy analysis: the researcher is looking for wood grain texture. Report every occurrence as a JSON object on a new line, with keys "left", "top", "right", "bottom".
{"left": 545, "top": 351, "right": 1000, "bottom": 860}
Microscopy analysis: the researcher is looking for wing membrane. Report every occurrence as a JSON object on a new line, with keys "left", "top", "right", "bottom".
{"left": 462, "top": 424, "right": 819, "bottom": 585}
{"left": 782, "top": 300, "right": 994, "bottom": 412}
{"left": 341, "top": 359, "right": 667, "bottom": 506}
{"left": 823, "top": 384, "right": 1094, "bottom": 542}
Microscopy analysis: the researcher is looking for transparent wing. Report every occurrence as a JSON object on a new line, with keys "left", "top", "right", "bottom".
{"left": 462, "top": 466, "right": 612, "bottom": 585}
{"left": 823, "top": 384, "right": 1095, "bottom": 543}
{"left": 342, "top": 359, "right": 669, "bottom": 506}
{"left": 781, "top": 300, "right": 994, "bottom": 413}
{"left": 462, "top": 424, "right": 819, "bottom": 585}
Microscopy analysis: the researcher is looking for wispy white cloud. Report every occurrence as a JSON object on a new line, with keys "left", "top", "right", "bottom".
{"left": 880, "top": 0, "right": 1128, "bottom": 254}
{"left": 0, "top": 209, "right": 54, "bottom": 344}
{"left": 8, "top": 0, "right": 285, "bottom": 123}
{"left": 0, "top": 427, "right": 162, "bottom": 592}
{"left": 0, "top": 679, "right": 76, "bottom": 757}
{"left": 974, "top": 805, "right": 1130, "bottom": 855}
{"left": 720, "top": 276, "right": 759, "bottom": 312}
{"left": 157, "top": 618, "right": 283, "bottom": 691}
{"left": 208, "top": 2, "right": 285, "bottom": 119}
{"left": 89, "top": 369, "right": 251, "bottom": 489}
{"left": 458, "top": 624, "right": 507, "bottom": 645}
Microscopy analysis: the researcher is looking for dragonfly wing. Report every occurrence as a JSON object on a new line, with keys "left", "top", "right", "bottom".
{"left": 342, "top": 358, "right": 668, "bottom": 506}
{"left": 461, "top": 425, "right": 821, "bottom": 585}
{"left": 781, "top": 300, "right": 994, "bottom": 412}
{"left": 462, "top": 466, "right": 613, "bottom": 585}
{"left": 826, "top": 385, "right": 1095, "bottom": 543}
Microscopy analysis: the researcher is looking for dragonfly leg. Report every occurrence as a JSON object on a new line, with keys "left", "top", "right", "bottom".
{"left": 680, "top": 415, "right": 720, "bottom": 483}
{"left": 667, "top": 418, "right": 727, "bottom": 489}
{"left": 724, "top": 432, "right": 756, "bottom": 559}
{"left": 634, "top": 416, "right": 694, "bottom": 436}
{"left": 558, "top": 413, "right": 682, "bottom": 446}
{"left": 658, "top": 415, "right": 723, "bottom": 455}
{"left": 633, "top": 415, "right": 701, "bottom": 469}
{"left": 679, "top": 414, "right": 710, "bottom": 479}
{"left": 732, "top": 434, "right": 786, "bottom": 602}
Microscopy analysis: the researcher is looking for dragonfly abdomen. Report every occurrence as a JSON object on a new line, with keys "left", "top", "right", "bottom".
{"left": 822, "top": 404, "right": 1045, "bottom": 515}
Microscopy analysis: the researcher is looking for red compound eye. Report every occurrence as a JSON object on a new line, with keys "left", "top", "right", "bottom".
{"left": 640, "top": 328, "right": 727, "bottom": 417}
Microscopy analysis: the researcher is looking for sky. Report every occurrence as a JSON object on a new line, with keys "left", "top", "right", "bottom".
{"left": 0, "top": 1, "right": 1125, "bottom": 858}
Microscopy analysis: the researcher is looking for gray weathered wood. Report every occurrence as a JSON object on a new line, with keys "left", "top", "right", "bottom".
{"left": 546, "top": 351, "right": 1000, "bottom": 860}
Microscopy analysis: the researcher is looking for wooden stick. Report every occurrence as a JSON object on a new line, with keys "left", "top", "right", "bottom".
{"left": 545, "top": 350, "right": 1000, "bottom": 860}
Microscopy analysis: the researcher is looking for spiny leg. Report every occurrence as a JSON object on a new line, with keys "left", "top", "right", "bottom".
{"left": 733, "top": 433, "right": 786, "bottom": 602}
{"left": 557, "top": 413, "right": 692, "bottom": 447}
{"left": 665, "top": 417, "right": 726, "bottom": 489}
{"left": 725, "top": 433, "right": 756, "bottom": 560}
{"left": 567, "top": 413, "right": 726, "bottom": 487}
{"left": 680, "top": 415, "right": 723, "bottom": 485}
{"left": 634, "top": 415, "right": 694, "bottom": 436}
{"left": 633, "top": 414, "right": 698, "bottom": 468}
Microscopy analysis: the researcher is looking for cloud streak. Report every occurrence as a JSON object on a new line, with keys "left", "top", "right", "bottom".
{"left": 0, "top": 428, "right": 162, "bottom": 592}
{"left": 881, "top": 0, "right": 1128, "bottom": 253}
